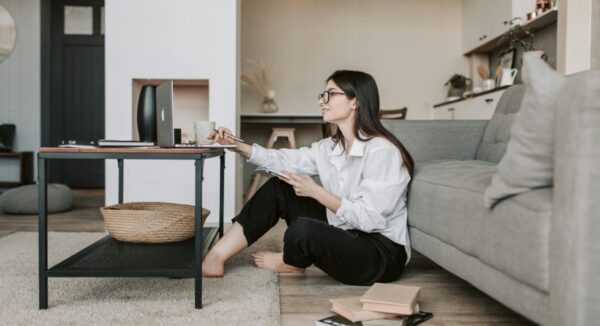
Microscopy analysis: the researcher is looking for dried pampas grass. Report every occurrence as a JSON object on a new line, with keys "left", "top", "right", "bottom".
{"left": 241, "top": 59, "right": 274, "bottom": 97}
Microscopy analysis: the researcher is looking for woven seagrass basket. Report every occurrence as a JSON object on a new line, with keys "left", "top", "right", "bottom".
{"left": 100, "top": 202, "right": 210, "bottom": 243}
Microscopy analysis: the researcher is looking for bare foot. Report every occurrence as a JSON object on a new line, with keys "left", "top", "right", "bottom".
{"left": 202, "top": 253, "right": 224, "bottom": 278}
{"left": 251, "top": 251, "right": 305, "bottom": 273}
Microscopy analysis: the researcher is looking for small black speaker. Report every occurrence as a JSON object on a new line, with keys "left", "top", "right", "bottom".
{"left": 0, "top": 124, "right": 15, "bottom": 152}
{"left": 174, "top": 128, "right": 181, "bottom": 144}
{"left": 137, "top": 85, "right": 157, "bottom": 142}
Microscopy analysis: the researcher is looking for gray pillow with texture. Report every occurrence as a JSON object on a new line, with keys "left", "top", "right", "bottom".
{"left": 0, "top": 183, "right": 73, "bottom": 214}
{"left": 484, "top": 56, "right": 566, "bottom": 208}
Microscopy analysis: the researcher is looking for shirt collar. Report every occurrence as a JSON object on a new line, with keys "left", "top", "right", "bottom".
{"left": 328, "top": 130, "right": 369, "bottom": 158}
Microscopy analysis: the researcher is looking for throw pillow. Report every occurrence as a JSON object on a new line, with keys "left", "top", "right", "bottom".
{"left": 484, "top": 56, "right": 566, "bottom": 208}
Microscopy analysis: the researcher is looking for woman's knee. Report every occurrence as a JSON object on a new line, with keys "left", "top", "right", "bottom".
{"left": 284, "top": 217, "right": 323, "bottom": 243}
{"left": 262, "top": 176, "right": 292, "bottom": 192}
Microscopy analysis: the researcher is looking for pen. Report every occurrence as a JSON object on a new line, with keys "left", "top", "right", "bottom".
{"left": 214, "top": 129, "right": 245, "bottom": 143}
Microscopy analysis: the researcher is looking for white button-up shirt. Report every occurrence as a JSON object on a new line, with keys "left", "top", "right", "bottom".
{"left": 247, "top": 134, "right": 411, "bottom": 261}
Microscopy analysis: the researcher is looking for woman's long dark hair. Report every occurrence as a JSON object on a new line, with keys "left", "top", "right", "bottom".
{"left": 326, "top": 70, "right": 414, "bottom": 176}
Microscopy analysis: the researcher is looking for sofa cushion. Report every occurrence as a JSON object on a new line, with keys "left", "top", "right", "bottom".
{"left": 484, "top": 56, "right": 566, "bottom": 208}
{"left": 408, "top": 160, "right": 551, "bottom": 292}
{"left": 475, "top": 85, "right": 525, "bottom": 163}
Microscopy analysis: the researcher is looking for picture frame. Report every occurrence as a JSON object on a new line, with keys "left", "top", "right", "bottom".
{"left": 496, "top": 49, "right": 516, "bottom": 86}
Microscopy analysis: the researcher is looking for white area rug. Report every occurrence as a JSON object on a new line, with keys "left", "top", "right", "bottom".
{"left": 0, "top": 231, "right": 281, "bottom": 325}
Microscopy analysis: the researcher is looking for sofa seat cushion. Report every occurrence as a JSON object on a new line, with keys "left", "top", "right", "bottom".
{"left": 408, "top": 160, "right": 551, "bottom": 292}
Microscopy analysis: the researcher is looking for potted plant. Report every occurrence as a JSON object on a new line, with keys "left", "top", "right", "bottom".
{"left": 445, "top": 74, "right": 471, "bottom": 99}
{"left": 499, "top": 24, "right": 535, "bottom": 52}
{"left": 498, "top": 24, "right": 546, "bottom": 60}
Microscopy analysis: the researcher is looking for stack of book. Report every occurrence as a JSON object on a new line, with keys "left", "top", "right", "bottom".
{"left": 317, "top": 283, "right": 430, "bottom": 326}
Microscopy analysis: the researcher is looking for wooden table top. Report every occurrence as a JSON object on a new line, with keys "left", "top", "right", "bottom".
{"left": 39, "top": 147, "right": 225, "bottom": 154}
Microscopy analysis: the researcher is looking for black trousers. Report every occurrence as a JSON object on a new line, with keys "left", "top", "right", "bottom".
{"left": 232, "top": 177, "right": 407, "bottom": 286}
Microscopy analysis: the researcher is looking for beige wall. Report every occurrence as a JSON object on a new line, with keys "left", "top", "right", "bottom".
{"left": 241, "top": 0, "right": 468, "bottom": 119}
{"left": 592, "top": 0, "right": 600, "bottom": 69}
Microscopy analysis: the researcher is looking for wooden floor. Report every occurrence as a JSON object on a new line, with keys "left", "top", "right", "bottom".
{"left": 0, "top": 189, "right": 535, "bottom": 325}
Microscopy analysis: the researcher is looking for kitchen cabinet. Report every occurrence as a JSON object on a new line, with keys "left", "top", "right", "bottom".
{"left": 433, "top": 88, "right": 506, "bottom": 120}
{"left": 463, "top": 0, "right": 533, "bottom": 54}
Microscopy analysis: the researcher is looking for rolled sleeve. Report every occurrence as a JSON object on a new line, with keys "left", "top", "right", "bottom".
{"left": 247, "top": 143, "right": 270, "bottom": 167}
{"left": 247, "top": 142, "right": 320, "bottom": 175}
{"left": 334, "top": 145, "right": 410, "bottom": 233}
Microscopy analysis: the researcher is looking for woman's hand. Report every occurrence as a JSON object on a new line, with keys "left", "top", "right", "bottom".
{"left": 279, "top": 172, "right": 323, "bottom": 198}
{"left": 208, "top": 126, "right": 254, "bottom": 158}
{"left": 207, "top": 126, "right": 238, "bottom": 146}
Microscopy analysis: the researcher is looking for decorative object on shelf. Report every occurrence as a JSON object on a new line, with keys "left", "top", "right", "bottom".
{"left": 496, "top": 49, "right": 517, "bottom": 86}
{"left": 137, "top": 85, "right": 157, "bottom": 142}
{"left": 100, "top": 202, "right": 210, "bottom": 243}
{"left": 261, "top": 90, "right": 279, "bottom": 113}
{"left": 0, "top": 5, "right": 17, "bottom": 63}
{"left": 499, "top": 49, "right": 517, "bottom": 69}
{"left": 477, "top": 64, "right": 496, "bottom": 92}
{"left": 241, "top": 59, "right": 278, "bottom": 113}
{"left": 536, "top": 0, "right": 553, "bottom": 15}
{"left": 500, "top": 68, "right": 518, "bottom": 86}
{"left": 526, "top": 11, "right": 538, "bottom": 21}
{"left": 0, "top": 124, "right": 15, "bottom": 152}
{"left": 444, "top": 74, "right": 471, "bottom": 100}
{"left": 483, "top": 79, "right": 496, "bottom": 91}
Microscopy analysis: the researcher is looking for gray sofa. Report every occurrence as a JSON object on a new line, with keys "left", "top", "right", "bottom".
{"left": 383, "top": 84, "right": 599, "bottom": 325}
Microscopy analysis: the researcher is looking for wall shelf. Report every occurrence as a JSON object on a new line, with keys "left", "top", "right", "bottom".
{"left": 465, "top": 8, "right": 558, "bottom": 55}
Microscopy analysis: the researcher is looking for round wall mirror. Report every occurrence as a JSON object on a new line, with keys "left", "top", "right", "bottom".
{"left": 0, "top": 5, "right": 17, "bottom": 63}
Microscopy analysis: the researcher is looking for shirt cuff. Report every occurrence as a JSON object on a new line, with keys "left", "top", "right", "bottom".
{"left": 247, "top": 143, "right": 267, "bottom": 166}
{"left": 335, "top": 197, "right": 352, "bottom": 220}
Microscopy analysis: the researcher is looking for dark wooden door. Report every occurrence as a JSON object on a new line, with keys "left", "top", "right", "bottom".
{"left": 48, "top": 0, "right": 105, "bottom": 187}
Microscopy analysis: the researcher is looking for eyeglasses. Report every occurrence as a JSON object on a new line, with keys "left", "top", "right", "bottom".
{"left": 318, "top": 90, "right": 345, "bottom": 104}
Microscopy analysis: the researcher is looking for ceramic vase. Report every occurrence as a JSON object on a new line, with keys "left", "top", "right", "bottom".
{"left": 261, "top": 90, "right": 279, "bottom": 113}
{"left": 137, "top": 85, "right": 157, "bottom": 142}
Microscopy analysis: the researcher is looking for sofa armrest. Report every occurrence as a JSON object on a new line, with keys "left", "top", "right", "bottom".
{"left": 382, "top": 120, "right": 488, "bottom": 162}
{"left": 550, "top": 81, "right": 600, "bottom": 325}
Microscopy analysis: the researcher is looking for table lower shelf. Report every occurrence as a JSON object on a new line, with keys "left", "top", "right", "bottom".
{"left": 47, "top": 227, "right": 219, "bottom": 278}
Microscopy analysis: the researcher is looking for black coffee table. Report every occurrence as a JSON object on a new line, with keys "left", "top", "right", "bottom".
{"left": 37, "top": 147, "right": 226, "bottom": 309}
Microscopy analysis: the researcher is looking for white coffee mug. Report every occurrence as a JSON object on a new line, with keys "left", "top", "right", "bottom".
{"left": 194, "top": 121, "right": 216, "bottom": 145}
{"left": 482, "top": 79, "right": 495, "bottom": 91}
{"left": 500, "top": 68, "right": 518, "bottom": 86}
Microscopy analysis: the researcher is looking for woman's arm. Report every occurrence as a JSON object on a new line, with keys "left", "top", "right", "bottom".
{"left": 314, "top": 187, "right": 342, "bottom": 214}
{"left": 211, "top": 127, "right": 319, "bottom": 175}
{"left": 231, "top": 142, "right": 253, "bottom": 159}
{"left": 210, "top": 127, "right": 252, "bottom": 159}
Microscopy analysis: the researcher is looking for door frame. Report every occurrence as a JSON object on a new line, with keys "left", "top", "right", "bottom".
{"left": 40, "top": 0, "right": 104, "bottom": 147}
{"left": 41, "top": 0, "right": 51, "bottom": 147}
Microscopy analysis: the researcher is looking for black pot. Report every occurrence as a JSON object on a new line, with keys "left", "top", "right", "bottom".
{"left": 137, "top": 85, "right": 157, "bottom": 142}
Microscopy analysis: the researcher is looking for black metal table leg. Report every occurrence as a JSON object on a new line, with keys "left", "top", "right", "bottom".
{"left": 219, "top": 154, "right": 224, "bottom": 237}
{"left": 194, "top": 157, "right": 204, "bottom": 309}
{"left": 118, "top": 159, "right": 123, "bottom": 204}
{"left": 38, "top": 156, "right": 48, "bottom": 309}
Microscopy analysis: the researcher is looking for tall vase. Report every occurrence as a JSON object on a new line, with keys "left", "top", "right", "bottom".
{"left": 261, "top": 90, "right": 279, "bottom": 113}
{"left": 137, "top": 85, "right": 157, "bottom": 142}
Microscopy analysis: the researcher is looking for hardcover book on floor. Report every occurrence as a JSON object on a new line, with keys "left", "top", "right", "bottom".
{"left": 330, "top": 296, "right": 401, "bottom": 322}
{"left": 360, "top": 283, "right": 420, "bottom": 315}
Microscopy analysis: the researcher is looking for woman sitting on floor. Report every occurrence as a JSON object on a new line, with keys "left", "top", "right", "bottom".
{"left": 202, "top": 70, "right": 414, "bottom": 286}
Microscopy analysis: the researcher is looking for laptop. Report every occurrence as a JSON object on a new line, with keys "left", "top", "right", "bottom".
{"left": 155, "top": 80, "right": 235, "bottom": 149}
